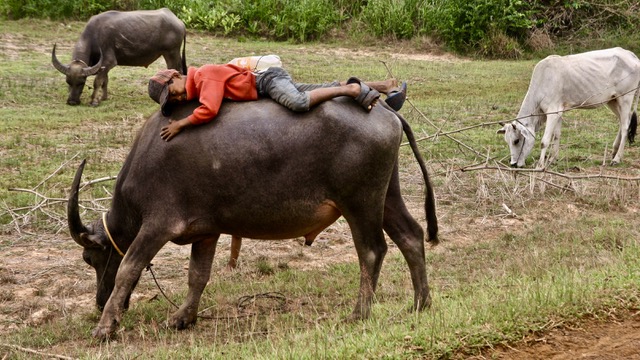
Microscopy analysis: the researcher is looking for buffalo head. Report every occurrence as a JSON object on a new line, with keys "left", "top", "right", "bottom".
{"left": 67, "top": 160, "right": 136, "bottom": 310}
{"left": 52, "top": 44, "right": 103, "bottom": 106}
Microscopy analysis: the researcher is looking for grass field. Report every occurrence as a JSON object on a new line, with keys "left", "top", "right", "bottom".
{"left": 1, "top": 19, "right": 639, "bottom": 359}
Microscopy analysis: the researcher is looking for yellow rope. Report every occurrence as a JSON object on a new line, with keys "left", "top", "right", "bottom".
{"left": 102, "top": 212, "right": 125, "bottom": 257}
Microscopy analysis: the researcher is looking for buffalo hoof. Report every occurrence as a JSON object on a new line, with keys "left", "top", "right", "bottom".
{"left": 411, "top": 294, "right": 432, "bottom": 312}
{"left": 89, "top": 101, "right": 100, "bottom": 107}
{"left": 168, "top": 312, "right": 197, "bottom": 330}
{"left": 91, "top": 321, "right": 118, "bottom": 340}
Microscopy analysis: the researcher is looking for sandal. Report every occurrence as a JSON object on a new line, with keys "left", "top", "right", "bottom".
{"left": 385, "top": 81, "right": 407, "bottom": 111}
{"left": 347, "top": 77, "right": 380, "bottom": 111}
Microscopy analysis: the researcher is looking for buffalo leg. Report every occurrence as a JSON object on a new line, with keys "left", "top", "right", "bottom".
{"left": 169, "top": 235, "right": 220, "bottom": 329}
{"left": 164, "top": 53, "right": 183, "bottom": 74}
{"left": 90, "top": 70, "right": 109, "bottom": 106}
{"left": 225, "top": 235, "right": 242, "bottom": 270}
{"left": 92, "top": 227, "right": 170, "bottom": 339}
{"left": 383, "top": 168, "right": 431, "bottom": 311}
{"left": 345, "top": 207, "right": 387, "bottom": 320}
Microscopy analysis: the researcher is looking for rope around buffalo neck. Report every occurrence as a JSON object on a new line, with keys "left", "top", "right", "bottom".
{"left": 102, "top": 212, "right": 125, "bottom": 257}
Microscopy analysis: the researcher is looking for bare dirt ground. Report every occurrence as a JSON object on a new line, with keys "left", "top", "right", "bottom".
{"left": 485, "top": 313, "right": 640, "bottom": 359}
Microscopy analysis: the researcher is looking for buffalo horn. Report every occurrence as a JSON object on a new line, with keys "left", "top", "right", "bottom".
{"left": 80, "top": 48, "right": 103, "bottom": 77}
{"left": 51, "top": 43, "right": 70, "bottom": 75}
{"left": 67, "top": 159, "right": 96, "bottom": 248}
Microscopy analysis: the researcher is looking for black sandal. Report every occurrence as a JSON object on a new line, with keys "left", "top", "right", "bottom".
{"left": 347, "top": 77, "right": 380, "bottom": 111}
{"left": 385, "top": 81, "right": 407, "bottom": 111}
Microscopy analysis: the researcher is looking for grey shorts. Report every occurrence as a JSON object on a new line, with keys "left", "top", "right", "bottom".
{"left": 255, "top": 67, "right": 340, "bottom": 112}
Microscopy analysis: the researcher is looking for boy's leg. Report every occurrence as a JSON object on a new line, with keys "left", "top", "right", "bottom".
{"left": 297, "top": 79, "right": 398, "bottom": 94}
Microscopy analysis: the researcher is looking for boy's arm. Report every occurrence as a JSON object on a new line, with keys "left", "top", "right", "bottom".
{"left": 160, "top": 118, "right": 192, "bottom": 141}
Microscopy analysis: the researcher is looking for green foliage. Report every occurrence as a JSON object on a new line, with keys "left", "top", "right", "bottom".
{"left": 355, "top": 0, "right": 417, "bottom": 39}
{"left": 0, "top": 0, "right": 109, "bottom": 19}
{"left": 230, "top": 0, "right": 346, "bottom": 42}
{"left": 1, "top": 0, "right": 640, "bottom": 56}
{"left": 422, "top": 0, "right": 535, "bottom": 53}
{"left": 179, "top": 2, "right": 240, "bottom": 34}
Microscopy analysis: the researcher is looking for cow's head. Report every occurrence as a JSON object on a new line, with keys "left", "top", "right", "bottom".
{"left": 67, "top": 160, "right": 136, "bottom": 311}
{"left": 51, "top": 44, "right": 103, "bottom": 106}
{"left": 497, "top": 121, "right": 535, "bottom": 168}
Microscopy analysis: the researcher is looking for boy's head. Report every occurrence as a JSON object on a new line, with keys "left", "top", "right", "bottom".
{"left": 148, "top": 69, "right": 182, "bottom": 116}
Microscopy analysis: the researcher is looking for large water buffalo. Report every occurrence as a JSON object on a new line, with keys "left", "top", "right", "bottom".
{"left": 68, "top": 98, "right": 438, "bottom": 339}
{"left": 52, "top": 8, "right": 186, "bottom": 106}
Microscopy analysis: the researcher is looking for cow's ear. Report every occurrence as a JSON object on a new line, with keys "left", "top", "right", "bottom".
{"left": 496, "top": 128, "right": 505, "bottom": 134}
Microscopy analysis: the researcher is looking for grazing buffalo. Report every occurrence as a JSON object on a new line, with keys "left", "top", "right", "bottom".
{"left": 52, "top": 8, "right": 186, "bottom": 106}
{"left": 498, "top": 47, "right": 640, "bottom": 168}
{"left": 68, "top": 99, "right": 438, "bottom": 339}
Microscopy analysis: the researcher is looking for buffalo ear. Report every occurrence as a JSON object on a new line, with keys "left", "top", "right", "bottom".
{"left": 496, "top": 128, "right": 506, "bottom": 134}
{"left": 81, "top": 232, "right": 110, "bottom": 250}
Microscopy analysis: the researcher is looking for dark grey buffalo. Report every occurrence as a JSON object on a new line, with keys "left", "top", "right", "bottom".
{"left": 52, "top": 8, "right": 186, "bottom": 106}
{"left": 68, "top": 99, "right": 438, "bottom": 339}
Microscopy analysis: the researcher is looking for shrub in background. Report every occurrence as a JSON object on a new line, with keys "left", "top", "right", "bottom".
{"left": 1, "top": 0, "right": 639, "bottom": 56}
{"left": 419, "top": 0, "right": 535, "bottom": 55}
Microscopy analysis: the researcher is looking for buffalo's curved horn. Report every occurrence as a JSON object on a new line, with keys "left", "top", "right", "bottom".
{"left": 51, "top": 43, "right": 70, "bottom": 75}
{"left": 68, "top": 159, "right": 96, "bottom": 248}
{"left": 80, "top": 48, "right": 103, "bottom": 77}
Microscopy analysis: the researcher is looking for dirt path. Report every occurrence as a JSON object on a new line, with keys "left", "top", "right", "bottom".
{"left": 484, "top": 312, "right": 640, "bottom": 359}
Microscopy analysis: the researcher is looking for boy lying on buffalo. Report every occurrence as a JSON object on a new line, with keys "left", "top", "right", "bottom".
{"left": 148, "top": 64, "right": 407, "bottom": 141}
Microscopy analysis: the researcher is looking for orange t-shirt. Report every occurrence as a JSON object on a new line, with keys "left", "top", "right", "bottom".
{"left": 185, "top": 64, "right": 258, "bottom": 125}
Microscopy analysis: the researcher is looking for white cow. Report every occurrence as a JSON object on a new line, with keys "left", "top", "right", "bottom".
{"left": 498, "top": 47, "right": 640, "bottom": 168}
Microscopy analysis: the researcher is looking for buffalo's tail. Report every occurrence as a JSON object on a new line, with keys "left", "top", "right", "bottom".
{"left": 381, "top": 102, "right": 439, "bottom": 245}
{"left": 181, "top": 33, "right": 187, "bottom": 75}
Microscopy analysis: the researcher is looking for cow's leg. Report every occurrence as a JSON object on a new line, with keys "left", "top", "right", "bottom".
{"left": 169, "top": 235, "right": 220, "bottom": 329}
{"left": 92, "top": 227, "right": 170, "bottom": 339}
{"left": 537, "top": 112, "right": 562, "bottom": 168}
{"left": 383, "top": 167, "right": 430, "bottom": 312}
{"left": 607, "top": 98, "right": 632, "bottom": 164}
{"left": 225, "top": 235, "right": 242, "bottom": 270}
{"left": 548, "top": 119, "right": 563, "bottom": 164}
{"left": 344, "top": 206, "right": 387, "bottom": 320}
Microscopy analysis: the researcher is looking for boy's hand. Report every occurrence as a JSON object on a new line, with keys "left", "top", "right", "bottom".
{"left": 160, "top": 119, "right": 189, "bottom": 141}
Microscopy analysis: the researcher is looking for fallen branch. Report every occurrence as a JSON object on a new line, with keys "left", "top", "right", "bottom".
{"left": 461, "top": 163, "right": 640, "bottom": 181}
{"left": 0, "top": 343, "right": 76, "bottom": 360}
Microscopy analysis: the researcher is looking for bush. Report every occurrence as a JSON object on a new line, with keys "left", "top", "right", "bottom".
{"left": 1, "top": 0, "right": 639, "bottom": 56}
{"left": 420, "top": 0, "right": 535, "bottom": 53}
{"left": 355, "top": 0, "right": 418, "bottom": 39}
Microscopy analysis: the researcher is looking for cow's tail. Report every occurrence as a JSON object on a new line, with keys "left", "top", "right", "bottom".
{"left": 630, "top": 82, "right": 640, "bottom": 143}
{"left": 382, "top": 102, "right": 439, "bottom": 245}
{"left": 629, "top": 112, "right": 637, "bottom": 143}
{"left": 180, "top": 33, "right": 187, "bottom": 75}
